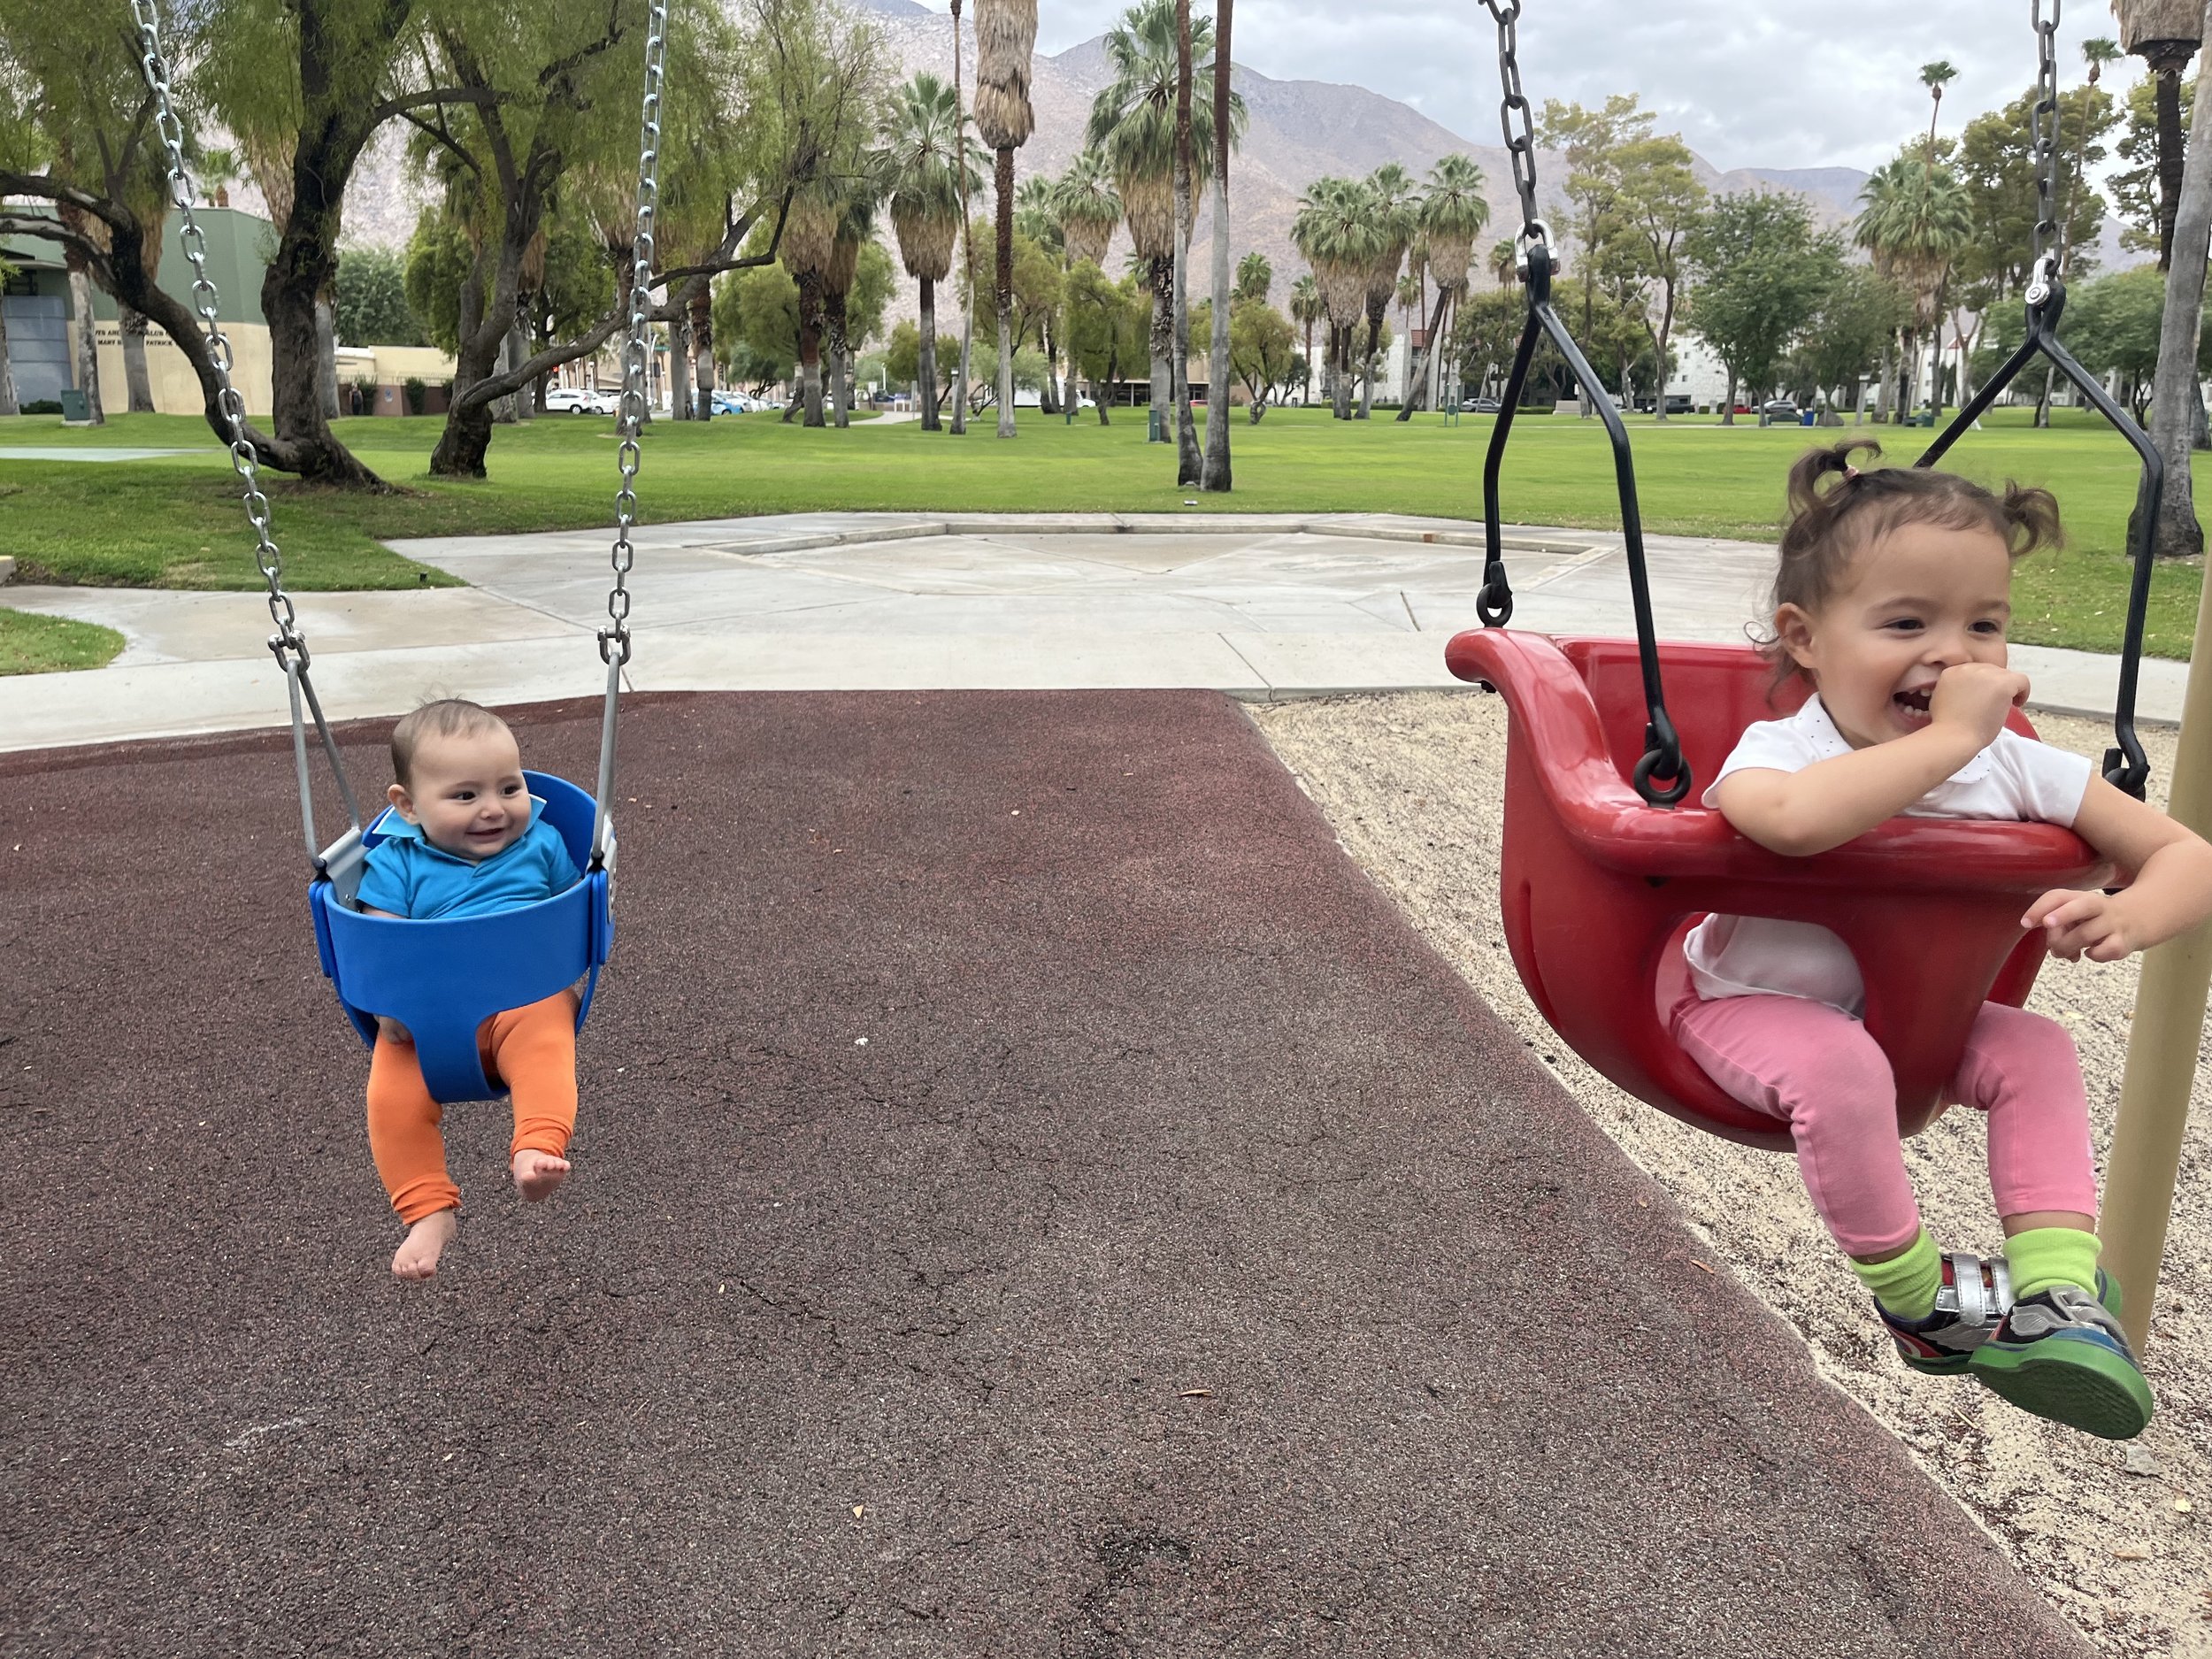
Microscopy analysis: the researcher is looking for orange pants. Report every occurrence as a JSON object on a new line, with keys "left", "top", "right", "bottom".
{"left": 365, "top": 989, "right": 580, "bottom": 1223}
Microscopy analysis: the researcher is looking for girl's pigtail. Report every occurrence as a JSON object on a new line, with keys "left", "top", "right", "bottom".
{"left": 2000, "top": 481, "right": 2064, "bottom": 557}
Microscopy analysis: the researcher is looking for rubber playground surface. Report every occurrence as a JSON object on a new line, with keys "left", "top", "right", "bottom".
{"left": 0, "top": 691, "right": 2093, "bottom": 1656}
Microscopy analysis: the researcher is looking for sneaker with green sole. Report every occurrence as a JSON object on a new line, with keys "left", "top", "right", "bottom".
{"left": 1878, "top": 1258, "right": 2119, "bottom": 1379}
{"left": 1970, "top": 1280, "right": 2153, "bottom": 1440}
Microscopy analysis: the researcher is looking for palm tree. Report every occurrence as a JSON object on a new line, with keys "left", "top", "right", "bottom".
{"left": 879, "top": 73, "right": 985, "bottom": 432}
{"left": 780, "top": 184, "right": 841, "bottom": 428}
{"left": 1288, "top": 273, "right": 1323, "bottom": 403}
{"left": 1358, "top": 163, "right": 1418, "bottom": 418}
{"left": 1292, "top": 175, "right": 1384, "bottom": 419}
{"left": 1919, "top": 60, "right": 1957, "bottom": 161}
{"left": 1488, "top": 235, "right": 1518, "bottom": 290}
{"left": 1855, "top": 154, "right": 1972, "bottom": 421}
{"left": 1086, "top": 0, "right": 1247, "bottom": 437}
{"left": 973, "top": 0, "right": 1039, "bottom": 438}
{"left": 823, "top": 196, "right": 881, "bottom": 429}
{"left": 1398, "top": 152, "right": 1487, "bottom": 421}
{"left": 1012, "top": 174, "right": 1068, "bottom": 412}
{"left": 1056, "top": 150, "right": 1124, "bottom": 267}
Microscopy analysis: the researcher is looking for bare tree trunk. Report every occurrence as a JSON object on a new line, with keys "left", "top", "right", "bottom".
{"left": 119, "top": 306, "right": 156, "bottom": 413}
{"left": 1332, "top": 323, "right": 1353, "bottom": 420}
{"left": 1397, "top": 284, "right": 1452, "bottom": 423}
{"left": 2159, "top": 64, "right": 2191, "bottom": 270}
{"left": 1358, "top": 308, "right": 1379, "bottom": 419}
{"left": 919, "top": 275, "right": 942, "bottom": 432}
{"left": 65, "top": 257, "right": 104, "bottom": 425}
{"left": 2142, "top": 16, "right": 2212, "bottom": 559}
{"left": 671, "top": 302, "right": 694, "bottom": 420}
{"left": 1875, "top": 335, "right": 1894, "bottom": 423}
{"left": 828, "top": 286, "right": 853, "bottom": 428}
{"left": 1202, "top": 0, "right": 1234, "bottom": 490}
{"left": 995, "top": 147, "right": 1018, "bottom": 438}
{"left": 799, "top": 270, "right": 827, "bottom": 428}
{"left": 689, "top": 280, "right": 716, "bottom": 420}
{"left": 316, "top": 295, "right": 342, "bottom": 420}
{"left": 0, "top": 300, "right": 17, "bottom": 416}
{"left": 1721, "top": 369, "right": 1737, "bottom": 426}
{"left": 509, "top": 316, "right": 533, "bottom": 421}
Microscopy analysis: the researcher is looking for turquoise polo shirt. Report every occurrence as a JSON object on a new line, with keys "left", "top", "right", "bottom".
{"left": 356, "top": 798, "right": 583, "bottom": 919}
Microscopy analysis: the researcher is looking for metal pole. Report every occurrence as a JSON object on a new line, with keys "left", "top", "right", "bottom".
{"left": 2101, "top": 555, "right": 2212, "bottom": 1355}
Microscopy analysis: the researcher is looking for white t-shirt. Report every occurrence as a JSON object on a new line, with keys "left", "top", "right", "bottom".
{"left": 1683, "top": 695, "right": 2093, "bottom": 1017}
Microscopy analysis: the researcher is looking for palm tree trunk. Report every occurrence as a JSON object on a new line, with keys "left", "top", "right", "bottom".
{"left": 799, "top": 270, "right": 827, "bottom": 428}
{"left": 2159, "top": 65, "right": 2189, "bottom": 270}
{"left": 1171, "top": 0, "right": 1200, "bottom": 484}
{"left": 1202, "top": 0, "right": 1233, "bottom": 490}
{"left": 829, "top": 287, "right": 853, "bottom": 429}
{"left": 1358, "top": 307, "right": 1379, "bottom": 419}
{"left": 1875, "top": 335, "right": 1894, "bottom": 423}
{"left": 119, "top": 307, "right": 156, "bottom": 413}
{"left": 919, "top": 275, "right": 942, "bottom": 432}
{"left": 951, "top": 1, "right": 973, "bottom": 435}
{"left": 1332, "top": 323, "right": 1353, "bottom": 420}
{"left": 1149, "top": 255, "right": 1173, "bottom": 438}
{"left": 995, "top": 146, "right": 1018, "bottom": 438}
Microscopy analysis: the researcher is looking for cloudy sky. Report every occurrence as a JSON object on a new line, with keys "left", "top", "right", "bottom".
{"left": 902, "top": 1, "right": 2147, "bottom": 173}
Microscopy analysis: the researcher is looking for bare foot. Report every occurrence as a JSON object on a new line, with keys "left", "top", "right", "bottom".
{"left": 392, "top": 1210, "right": 457, "bottom": 1280}
{"left": 511, "top": 1148, "right": 572, "bottom": 1202}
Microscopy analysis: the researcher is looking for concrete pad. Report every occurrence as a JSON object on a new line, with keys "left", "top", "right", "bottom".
{"left": 0, "top": 446, "right": 204, "bottom": 463}
{"left": 634, "top": 627, "right": 1269, "bottom": 692}
{"left": 1225, "top": 633, "right": 1468, "bottom": 695}
{"left": 0, "top": 584, "right": 580, "bottom": 666}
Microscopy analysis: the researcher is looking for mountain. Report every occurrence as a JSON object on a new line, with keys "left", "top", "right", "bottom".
{"left": 864, "top": 12, "right": 1868, "bottom": 317}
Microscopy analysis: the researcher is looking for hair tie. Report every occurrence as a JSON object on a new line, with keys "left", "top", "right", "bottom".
{"left": 1843, "top": 465, "right": 1862, "bottom": 482}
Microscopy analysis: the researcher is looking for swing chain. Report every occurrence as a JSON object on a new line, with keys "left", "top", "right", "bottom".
{"left": 130, "top": 0, "right": 304, "bottom": 671}
{"left": 602, "top": 0, "right": 668, "bottom": 672}
{"left": 2027, "top": 0, "right": 2062, "bottom": 296}
{"left": 1482, "top": 0, "right": 1542, "bottom": 242}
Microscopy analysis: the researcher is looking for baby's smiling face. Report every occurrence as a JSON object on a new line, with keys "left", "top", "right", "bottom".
{"left": 388, "top": 726, "right": 532, "bottom": 862}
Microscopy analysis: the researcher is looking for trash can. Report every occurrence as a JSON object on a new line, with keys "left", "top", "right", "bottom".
{"left": 1801, "top": 410, "right": 1816, "bottom": 426}
{"left": 58, "top": 389, "right": 91, "bottom": 425}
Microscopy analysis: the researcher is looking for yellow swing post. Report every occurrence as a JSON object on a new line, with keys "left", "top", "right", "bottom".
{"left": 2101, "top": 571, "right": 2212, "bottom": 1356}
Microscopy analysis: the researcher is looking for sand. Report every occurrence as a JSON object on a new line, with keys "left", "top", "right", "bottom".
{"left": 1253, "top": 691, "right": 2209, "bottom": 1657}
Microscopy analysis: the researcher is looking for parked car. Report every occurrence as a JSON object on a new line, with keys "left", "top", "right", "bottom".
{"left": 545, "top": 386, "right": 617, "bottom": 415}
{"left": 1465, "top": 396, "right": 1503, "bottom": 414}
{"left": 1759, "top": 398, "right": 1801, "bottom": 421}
{"left": 710, "top": 389, "right": 760, "bottom": 415}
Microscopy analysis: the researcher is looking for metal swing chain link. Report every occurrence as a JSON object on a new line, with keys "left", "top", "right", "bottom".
{"left": 1482, "top": 0, "right": 1540, "bottom": 236}
{"left": 603, "top": 0, "right": 668, "bottom": 672}
{"left": 2028, "top": 0, "right": 2062, "bottom": 295}
{"left": 131, "top": 0, "right": 305, "bottom": 669}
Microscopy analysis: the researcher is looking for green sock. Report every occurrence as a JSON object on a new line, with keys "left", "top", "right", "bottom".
{"left": 1852, "top": 1230, "right": 1942, "bottom": 1321}
{"left": 2007, "top": 1225, "right": 2101, "bottom": 1302}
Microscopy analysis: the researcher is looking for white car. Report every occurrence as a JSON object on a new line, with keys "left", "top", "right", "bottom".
{"left": 545, "top": 387, "right": 618, "bottom": 415}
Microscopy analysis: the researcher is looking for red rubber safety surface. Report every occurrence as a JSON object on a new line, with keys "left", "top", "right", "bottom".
{"left": 0, "top": 692, "right": 2088, "bottom": 1658}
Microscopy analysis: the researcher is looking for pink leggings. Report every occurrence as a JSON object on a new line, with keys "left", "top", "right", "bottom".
{"left": 1671, "top": 995, "right": 2098, "bottom": 1258}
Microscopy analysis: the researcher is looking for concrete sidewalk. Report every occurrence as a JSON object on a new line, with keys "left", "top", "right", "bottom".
{"left": 2, "top": 511, "right": 2184, "bottom": 750}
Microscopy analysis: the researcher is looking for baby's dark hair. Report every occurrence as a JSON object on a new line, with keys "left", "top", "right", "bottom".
{"left": 389, "top": 698, "right": 512, "bottom": 787}
{"left": 1761, "top": 440, "right": 2063, "bottom": 684}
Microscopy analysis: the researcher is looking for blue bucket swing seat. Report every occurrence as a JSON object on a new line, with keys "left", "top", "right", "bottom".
{"left": 131, "top": 0, "right": 670, "bottom": 1104}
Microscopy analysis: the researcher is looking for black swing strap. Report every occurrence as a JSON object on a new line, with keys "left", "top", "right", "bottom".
{"left": 1916, "top": 0, "right": 2154, "bottom": 800}
{"left": 1476, "top": 0, "right": 1688, "bottom": 807}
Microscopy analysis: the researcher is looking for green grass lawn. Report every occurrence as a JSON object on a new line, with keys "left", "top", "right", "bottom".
{"left": 0, "top": 607, "right": 126, "bottom": 673}
{"left": 0, "top": 403, "right": 2199, "bottom": 657}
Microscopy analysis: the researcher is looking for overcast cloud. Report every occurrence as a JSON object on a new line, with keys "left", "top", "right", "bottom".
{"left": 906, "top": 1, "right": 2147, "bottom": 173}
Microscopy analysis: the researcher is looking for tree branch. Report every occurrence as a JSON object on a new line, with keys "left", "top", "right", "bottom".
{"left": 365, "top": 85, "right": 507, "bottom": 125}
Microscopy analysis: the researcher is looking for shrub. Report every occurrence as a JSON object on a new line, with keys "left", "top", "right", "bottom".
{"left": 403, "top": 377, "right": 426, "bottom": 416}
{"left": 19, "top": 399, "right": 62, "bottom": 416}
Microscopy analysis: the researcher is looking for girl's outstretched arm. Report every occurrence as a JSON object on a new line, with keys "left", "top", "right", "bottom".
{"left": 2026, "top": 780, "right": 2212, "bottom": 962}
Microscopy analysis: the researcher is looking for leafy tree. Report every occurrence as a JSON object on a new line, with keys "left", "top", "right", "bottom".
{"left": 2064, "top": 265, "right": 2212, "bottom": 424}
{"left": 1789, "top": 265, "right": 1909, "bottom": 416}
{"left": 1613, "top": 134, "right": 1704, "bottom": 421}
{"left": 335, "top": 247, "right": 425, "bottom": 346}
{"left": 1538, "top": 94, "right": 1653, "bottom": 349}
{"left": 715, "top": 257, "right": 801, "bottom": 388}
{"left": 885, "top": 317, "right": 921, "bottom": 387}
{"left": 1955, "top": 85, "right": 2116, "bottom": 298}
{"left": 1686, "top": 191, "right": 1840, "bottom": 422}
{"left": 876, "top": 71, "right": 984, "bottom": 431}
{"left": 1452, "top": 286, "right": 1529, "bottom": 402}
{"left": 1226, "top": 296, "right": 1293, "bottom": 421}
{"left": 1063, "top": 257, "right": 1147, "bottom": 423}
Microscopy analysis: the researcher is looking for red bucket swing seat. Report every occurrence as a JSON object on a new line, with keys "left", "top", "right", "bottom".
{"left": 1443, "top": 632, "right": 2108, "bottom": 1151}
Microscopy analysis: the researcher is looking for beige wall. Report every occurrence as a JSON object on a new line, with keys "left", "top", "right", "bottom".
{"left": 93, "top": 319, "right": 273, "bottom": 418}
{"left": 89, "top": 324, "right": 457, "bottom": 418}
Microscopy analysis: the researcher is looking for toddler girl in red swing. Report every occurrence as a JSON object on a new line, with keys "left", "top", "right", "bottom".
{"left": 1679, "top": 441, "right": 2212, "bottom": 1440}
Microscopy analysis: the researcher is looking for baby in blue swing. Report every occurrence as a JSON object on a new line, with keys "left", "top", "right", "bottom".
{"left": 357, "top": 699, "right": 585, "bottom": 1280}
{"left": 1679, "top": 441, "right": 2212, "bottom": 1440}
